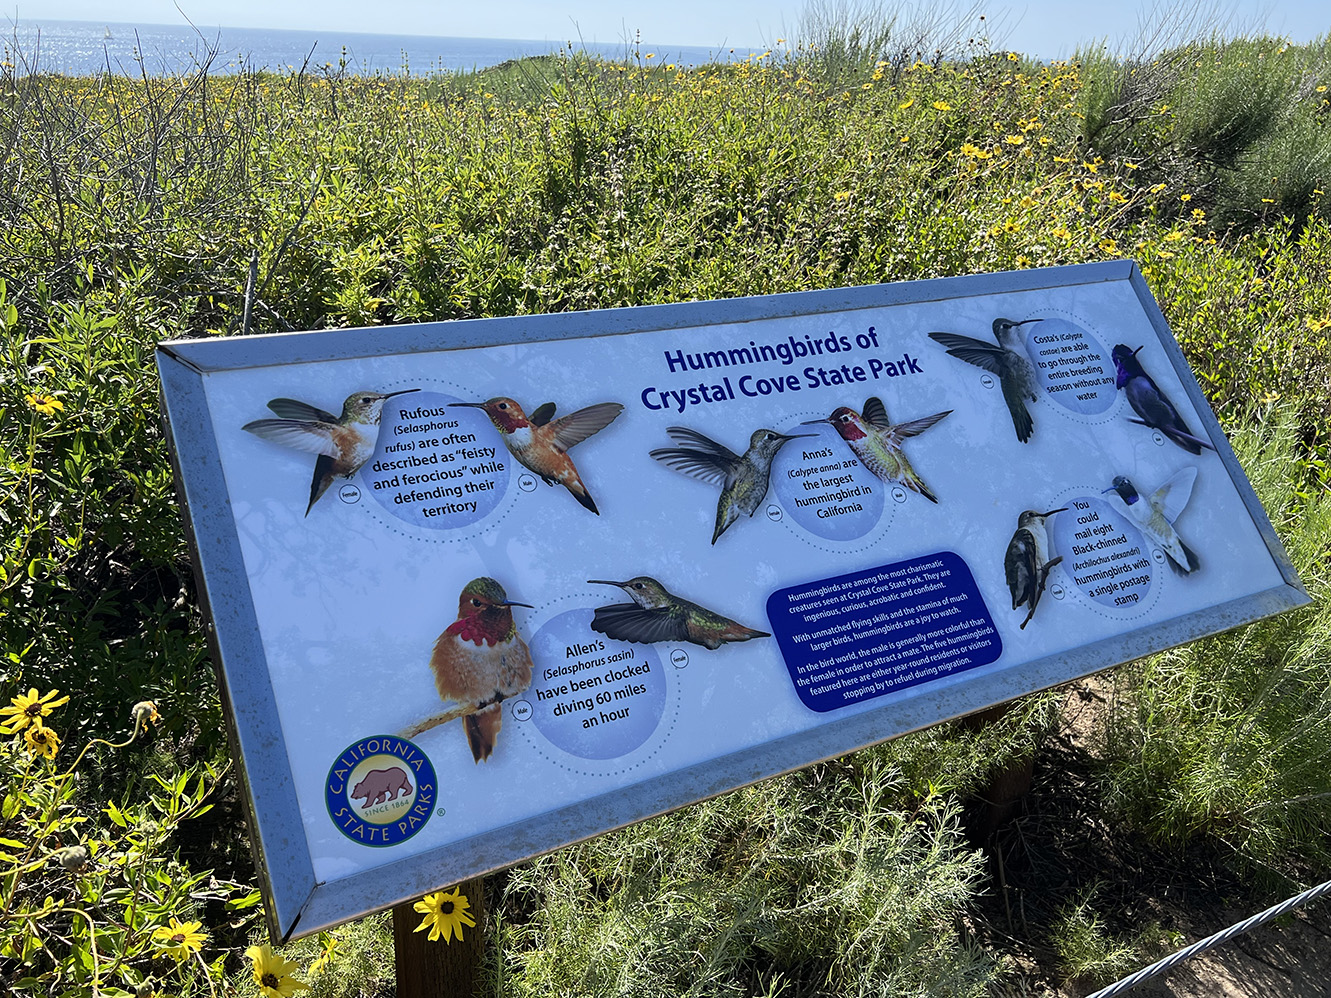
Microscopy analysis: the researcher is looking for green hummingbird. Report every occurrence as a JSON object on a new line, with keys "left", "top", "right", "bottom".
{"left": 587, "top": 577, "right": 770, "bottom": 650}
{"left": 802, "top": 397, "right": 952, "bottom": 503}
{"left": 243, "top": 388, "right": 419, "bottom": 514}
{"left": 649, "top": 425, "right": 816, "bottom": 544}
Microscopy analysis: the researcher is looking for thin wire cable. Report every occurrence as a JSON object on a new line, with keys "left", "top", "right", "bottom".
{"left": 1085, "top": 877, "right": 1331, "bottom": 998}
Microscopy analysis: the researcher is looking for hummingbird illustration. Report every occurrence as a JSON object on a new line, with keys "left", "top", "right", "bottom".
{"left": 929, "top": 318, "right": 1043, "bottom": 442}
{"left": 428, "top": 577, "right": 534, "bottom": 763}
{"left": 802, "top": 397, "right": 951, "bottom": 502}
{"left": 450, "top": 397, "right": 623, "bottom": 514}
{"left": 1111, "top": 345, "right": 1216, "bottom": 454}
{"left": 587, "top": 577, "right": 770, "bottom": 650}
{"left": 242, "top": 388, "right": 419, "bottom": 514}
{"left": 1104, "top": 468, "right": 1200, "bottom": 574}
{"left": 649, "top": 426, "right": 816, "bottom": 544}
{"left": 1004, "top": 507, "right": 1067, "bottom": 630}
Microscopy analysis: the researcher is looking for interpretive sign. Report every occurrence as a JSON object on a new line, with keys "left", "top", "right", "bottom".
{"left": 156, "top": 261, "right": 1307, "bottom": 941}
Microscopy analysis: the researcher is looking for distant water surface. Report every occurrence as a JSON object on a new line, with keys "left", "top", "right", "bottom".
{"left": 7, "top": 20, "right": 754, "bottom": 76}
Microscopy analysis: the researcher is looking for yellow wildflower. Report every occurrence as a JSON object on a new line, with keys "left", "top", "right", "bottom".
{"left": 1005, "top": 134, "right": 1025, "bottom": 145}
{"left": 247, "top": 943, "right": 309, "bottom": 997}
{"left": 24, "top": 724, "right": 59, "bottom": 759}
{"left": 153, "top": 918, "right": 207, "bottom": 963}
{"left": 1164, "top": 231, "right": 1184, "bottom": 242}
{"left": 898, "top": 99, "right": 914, "bottom": 109}
{"left": 1, "top": 688, "right": 70, "bottom": 733}
{"left": 413, "top": 888, "right": 476, "bottom": 943}
{"left": 1108, "top": 191, "right": 1128, "bottom": 203}
{"left": 1099, "top": 237, "right": 1119, "bottom": 254}
{"left": 1180, "top": 193, "right": 1192, "bottom": 202}
{"left": 25, "top": 393, "right": 64, "bottom": 415}
{"left": 932, "top": 100, "right": 951, "bottom": 111}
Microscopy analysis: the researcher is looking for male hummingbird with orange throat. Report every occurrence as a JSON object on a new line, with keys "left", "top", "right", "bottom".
{"left": 429, "top": 577, "right": 533, "bottom": 763}
{"left": 451, "top": 397, "right": 623, "bottom": 514}
{"left": 803, "top": 397, "right": 951, "bottom": 503}
{"left": 243, "top": 388, "right": 419, "bottom": 514}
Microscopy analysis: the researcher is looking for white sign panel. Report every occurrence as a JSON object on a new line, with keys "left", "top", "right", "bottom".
{"left": 156, "top": 262, "right": 1306, "bottom": 940}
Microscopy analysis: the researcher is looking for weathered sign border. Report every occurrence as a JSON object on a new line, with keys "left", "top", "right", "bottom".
{"left": 156, "top": 260, "right": 1308, "bottom": 941}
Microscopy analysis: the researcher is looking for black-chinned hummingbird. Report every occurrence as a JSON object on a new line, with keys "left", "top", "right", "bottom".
{"left": 1104, "top": 469, "right": 1200, "bottom": 574}
{"left": 1004, "top": 507, "right": 1067, "bottom": 629}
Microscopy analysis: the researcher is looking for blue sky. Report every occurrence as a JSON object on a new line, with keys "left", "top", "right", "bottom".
{"left": 21, "top": 1, "right": 1331, "bottom": 58}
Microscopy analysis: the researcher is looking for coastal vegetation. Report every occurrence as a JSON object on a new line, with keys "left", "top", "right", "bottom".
{"left": 1, "top": 12, "right": 1329, "bottom": 996}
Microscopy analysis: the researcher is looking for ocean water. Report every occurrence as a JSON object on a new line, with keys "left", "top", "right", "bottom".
{"left": 6, "top": 20, "right": 754, "bottom": 77}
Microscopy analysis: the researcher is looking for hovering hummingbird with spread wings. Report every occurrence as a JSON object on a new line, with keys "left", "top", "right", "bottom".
{"left": 587, "top": 577, "right": 769, "bottom": 650}
{"left": 428, "top": 577, "right": 533, "bottom": 763}
{"left": 1004, "top": 507, "right": 1067, "bottom": 630}
{"left": 1104, "top": 468, "right": 1200, "bottom": 574}
{"left": 243, "top": 388, "right": 419, "bottom": 514}
{"left": 649, "top": 426, "right": 815, "bottom": 544}
{"left": 929, "top": 318, "right": 1044, "bottom": 442}
{"left": 803, "top": 397, "right": 951, "bottom": 502}
{"left": 450, "top": 397, "right": 623, "bottom": 514}
{"left": 1111, "top": 345, "right": 1216, "bottom": 455}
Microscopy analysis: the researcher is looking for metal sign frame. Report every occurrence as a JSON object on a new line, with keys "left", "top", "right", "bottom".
{"left": 156, "top": 260, "right": 1307, "bottom": 941}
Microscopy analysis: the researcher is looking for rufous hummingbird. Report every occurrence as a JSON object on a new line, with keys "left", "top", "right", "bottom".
{"left": 429, "top": 577, "right": 534, "bottom": 763}
{"left": 1004, "top": 507, "right": 1067, "bottom": 630}
{"left": 243, "top": 388, "right": 419, "bottom": 514}
{"left": 450, "top": 397, "right": 623, "bottom": 514}
{"left": 649, "top": 425, "right": 815, "bottom": 544}
{"left": 803, "top": 397, "right": 951, "bottom": 502}
{"left": 587, "top": 577, "right": 770, "bottom": 650}
{"left": 930, "top": 318, "right": 1043, "bottom": 442}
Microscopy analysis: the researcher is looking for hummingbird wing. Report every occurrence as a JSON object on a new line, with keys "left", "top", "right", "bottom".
{"left": 242, "top": 418, "right": 341, "bottom": 458}
{"left": 883, "top": 409, "right": 953, "bottom": 445}
{"left": 266, "top": 398, "right": 339, "bottom": 423}
{"left": 1151, "top": 466, "right": 1198, "bottom": 524}
{"left": 549, "top": 402, "right": 624, "bottom": 451}
{"left": 927, "top": 332, "right": 1005, "bottom": 375}
{"left": 589, "top": 603, "right": 690, "bottom": 644}
{"left": 663, "top": 426, "right": 741, "bottom": 461}
{"left": 1004, "top": 528, "right": 1037, "bottom": 610}
{"left": 529, "top": 402, "right": 557, "bottom": 427}
{"left": 649, "top": 447, "right": 733, "bottom": 486}
{"left": 862, "top": 397, "right": 891, "bottom": 428}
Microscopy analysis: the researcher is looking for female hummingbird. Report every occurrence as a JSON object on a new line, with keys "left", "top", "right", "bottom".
{"left": 1004, "top": 507, "right": 1067, "bottom": 630}
{"left": 929, "top": 318, "right": 1043, "bottom": 442}
{"left": 428, "top": 577, "right": 534, "bottom": 763}
{"left": 450, "top": 397, "right": 623, "bottom": 514}
{"left": 803, "top": 397, "right": 951, "bottom": 502}
{"left": 587, "top": 577, "right": 769, "bottom": 650}
{"left": 243, "top": 388, "right": 418, "bottom": 514}
{"left": 649, "top": 425, "right": 815, "bottom": 544}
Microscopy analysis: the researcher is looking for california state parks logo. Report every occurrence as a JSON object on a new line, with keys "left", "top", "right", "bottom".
{"left": 325, "top": 736, "right": 436, "bottom": 846}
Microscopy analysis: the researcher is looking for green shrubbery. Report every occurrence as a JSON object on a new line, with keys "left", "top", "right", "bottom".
{"left": 1, "top": 19, "right": 1328, "bottom": 995}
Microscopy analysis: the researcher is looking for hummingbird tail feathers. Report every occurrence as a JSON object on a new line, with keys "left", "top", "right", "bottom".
{"left": 1011, "top": 402, "right": 1034, "bottom": 443}
{"left": 569, "top": 483, "right": 600, "bottom": 515}
{"left": 306, "top": 454, "right": 336, "bottom": 515}
{"left": 910, "top": 478, "right": 940, "bottom": 504}
{"left": 465, "top": 705, "right": 502, "bottom": 763}
{"left": 1168, "top": 540, "right": 1200, "bottom": 575}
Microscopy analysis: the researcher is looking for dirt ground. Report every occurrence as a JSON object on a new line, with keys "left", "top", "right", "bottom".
{"left": 967, "top": 682, "right": 1331, "bottom": 997}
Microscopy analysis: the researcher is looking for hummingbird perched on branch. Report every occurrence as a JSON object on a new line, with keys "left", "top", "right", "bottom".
{"left": 803, "top": 397, "right": 951, "bottom": 502}
{"left": 1111, "top": 345, "right": 1216, "bottom": 455}
{"left": 649, "top": 426, "right": 816, "bottom": 544}
{"left": 1104, "top": 468, "right": 1200, "bottom": 574}
{"left": 428, "top": 577, "right": 534, "bottom": 763}
{"left": 587, "top": 577, "right": 770, "bottom": 650}
{"left": 1004, "top": 507, "right": 1067, "bottom": 630}
{"left": 242, "top": 388, "right": 419, "bottom": 514}
{"left": 450, "top": 397, "right": 623, "bottom": 514}
{"left": 929, "top": 318, "right": 1043, "bottom": 442}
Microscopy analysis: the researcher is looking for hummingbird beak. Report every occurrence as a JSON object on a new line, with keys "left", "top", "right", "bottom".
{"left": 382, "top": 388, "right": 420, "bottom": 399}
{"left": 587, "top": 579, "right": 629, "bottom": 589}
{"left": 1101, "top": 486, "right": 1118, "bottom": 494}
{"left": 1038, "top": 507, "right": 1069, "bottom": 517}
{"left": 501, "top": 600, "right": 533, "bottom": 609}
{"left": 779, "top": 432, "right": 820, "bottom": 441}
{"left": 799, "top": 418, "right": 831, "bottom": 426}
{"left": 449, "top": 402, "right": 487, "bottom": 410}
{"left": 1132, "top": 345, "right": 1144, "bottom": 358}
{"left": 1014, "top": 318, "right": 1044, "bottom": 327}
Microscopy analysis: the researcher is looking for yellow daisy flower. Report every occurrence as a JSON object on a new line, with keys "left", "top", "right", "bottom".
{"left": 153, "top": 918, "right": 207, "bottom": 963}
{"left": 24, "top": 393, "right": 64, "bottom": 415}
{"left": 413, "top": 888, "right": 476, "bottom": 944}
{"left": 1, "top": 688, "right": 70, "bottom": 733}
{"left": 246, "top": 943, "right": 309, "bottom": 997}
{"left": 932, "top": 100, "right": 951, "bottom": 111}
{"left": 1004, "top": 134, "right": 1024, "bottom": 145}
{"left": 24, "top": 724, "right": 60, "bottom": 759}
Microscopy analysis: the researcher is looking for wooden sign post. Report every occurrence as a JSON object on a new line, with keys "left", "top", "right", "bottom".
{"left": 393, "top": 879, "right": 487, "bottom": 998}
